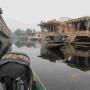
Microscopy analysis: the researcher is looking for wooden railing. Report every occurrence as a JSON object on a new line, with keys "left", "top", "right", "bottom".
{"left": 76, "top": 31, "right": 90, "bottom": 36}
{"left": 41, "top": 29, "right": 90, "bottom": 42}
{"left": 65, "top": 30, "right": 90, "bottom": 42}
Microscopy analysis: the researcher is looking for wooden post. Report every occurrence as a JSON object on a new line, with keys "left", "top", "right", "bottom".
{"left": 87, "top": 20, "right": 90, "bottom": 31}
{"left": 85, "top": 57, "right": 89, "bottom": 66}
{"left": 53, "top": 25, "right": 54, "bottom": 32}
{"left": 86, "top": 20, "right": 89, "bottom": 36}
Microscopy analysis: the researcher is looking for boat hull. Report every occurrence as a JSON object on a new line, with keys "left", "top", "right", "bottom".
{"left": 32, "top": 72, "right": 46, "bottom": 90}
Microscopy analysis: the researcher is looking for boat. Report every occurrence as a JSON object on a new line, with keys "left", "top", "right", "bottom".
{"left": 32, "top": 72, "right": 46, "bottom": 90}
{"left": 72, "top": 43, "right": 90, "bottom": 51}
{"left": 39, "top": 19, "right": 68, "bottom": 48}
{"left": 0, "top": 52, "right": 46, "bottom": 90}
{"left": 39, "top": 16, "right": 90, "bottom": 48}
{"left": 65, "top": 17, "right": 90, "bottom": 44}
{"left": 41, "top": 34, "right": 66, "bottom": 48}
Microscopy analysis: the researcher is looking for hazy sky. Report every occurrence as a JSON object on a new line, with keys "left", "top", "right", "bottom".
{"left": 0, "top": 0, "right": 90, "bottom": 29}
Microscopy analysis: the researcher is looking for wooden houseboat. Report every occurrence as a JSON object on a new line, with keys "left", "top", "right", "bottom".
{"left": 39, "top": 16, "right": 90, "bottom": 48}
{"left": 39, "top": 18, "right": 68, "bottom": 48}
{"left": 65, "top": 16, "right": 90, "bottom": 46}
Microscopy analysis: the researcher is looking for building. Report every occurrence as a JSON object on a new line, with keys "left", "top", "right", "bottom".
{"left": 39, "top": 16, "right": 90, "bottom": 44}
{"left": 0, "top": 8, "right": 12, "bottom": 58}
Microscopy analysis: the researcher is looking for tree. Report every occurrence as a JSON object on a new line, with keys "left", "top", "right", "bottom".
{"left": 26, "top": 28, "right": 32, "bottom": 33}
{"left": 14, "top": 28, "right": 23, "bottom": 36}
{"left": 13, "top": 28, "right": 24, "bottom": 42}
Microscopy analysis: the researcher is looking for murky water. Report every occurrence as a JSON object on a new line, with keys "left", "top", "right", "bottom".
{"left": 12, "top": 44, "right": 90, "bottom": 90}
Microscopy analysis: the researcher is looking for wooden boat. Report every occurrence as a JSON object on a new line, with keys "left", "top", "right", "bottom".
{"left": 41, "top": 34, "right": 66, "bottom": 48}
{"left": 32, "top": 72, "right": 46, "bottom": 90}
{"left": 0, "top": 52, "right": 46, "bottom": 90}
{"left": 65, "top": 17, "right": 90, "bottom": 43}
{"left": 39, "top": 16, "right": 90, "bottom": 47}
{"left": 72, "top": 43, "right": 90, "bottom": 51}
{"left": 39, "top": 19, "right": 68, "bottom": 48}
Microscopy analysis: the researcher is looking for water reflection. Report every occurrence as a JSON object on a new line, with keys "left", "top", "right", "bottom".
{"left": 64, "top": 45, "right": 90, "bottom": 71}
{"left": 15, "top": 40, "right": 40, "bottom": 48}
{"left": 40, "top": 47, "right": 65, "bottom": 62}
{"left": 72, "top": 44, "right": 90, "bottom": 51}
{"left": 40, "top": 45, "right": 90, "bottom": 71}
{"left": 64, "top": 56, "right": 90, "bottom": 71}
{"left": 12, "top": 44, "right": 90, "bottom": 90}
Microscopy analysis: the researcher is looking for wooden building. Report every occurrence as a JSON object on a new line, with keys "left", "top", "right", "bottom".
{"left": 65, "top": 16, "right": 90, "bottom": 43}
{"left": 39, "top": 16, "right": 90, "bottom": 44}
{"left": 39, "top": 19, "right": 66, "bottom": 40}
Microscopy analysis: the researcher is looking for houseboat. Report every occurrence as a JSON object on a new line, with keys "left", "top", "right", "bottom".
{"left": 65, "top": 17, "right": 90, "bottom": 46}
{"left": 39, "top": 16, "right": 90, "bottom": 48}
{"left": 39, "top": 18, "right": 68, "bottom": 48}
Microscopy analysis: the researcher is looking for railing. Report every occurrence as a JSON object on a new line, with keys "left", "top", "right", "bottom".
{"left": 66, "top": 30, "right": 90, "bottom": 36}
{"left": 76, "top": 31, "right": 90, "bottom": 36}
{"left": 41, "top": 29, "right": 90, "bottom": 42}
{"left": 64, "top": 30, "right": 90, "bottom": 42}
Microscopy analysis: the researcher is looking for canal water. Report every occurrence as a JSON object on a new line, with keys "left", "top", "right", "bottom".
{"left": 12, "top": 44, "right": 90, "bottom": 90}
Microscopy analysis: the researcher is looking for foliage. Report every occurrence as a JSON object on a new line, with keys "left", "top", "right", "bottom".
{"left": 14, "top": 28, "right": 23, "bottom": 36}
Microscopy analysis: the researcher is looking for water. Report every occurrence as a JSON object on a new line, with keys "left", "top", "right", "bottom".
{"left": 12, "top": 44, "right": 90, "bottom": 90}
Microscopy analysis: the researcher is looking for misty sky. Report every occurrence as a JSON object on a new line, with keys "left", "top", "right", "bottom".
{"left": 0, "top": 0, "right": 90, "bottom": 29}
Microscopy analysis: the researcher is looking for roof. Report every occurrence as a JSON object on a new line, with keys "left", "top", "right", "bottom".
{"left": 38, "top": 19, "right": 66, "bottom": 26}
{"left": 39, "top": 16, "right": 90, "bottom": 25}
{"left": 2, "top": 52, "right": 30, "bottom": 61}
{"left": 66, "top": 16, "right": 90, "bottom": 23}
